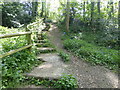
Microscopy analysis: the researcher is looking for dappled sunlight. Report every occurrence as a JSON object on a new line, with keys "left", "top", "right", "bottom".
{"left": 49, "top": 25, "right": 57, "bottom": 31}
{"left": 105, "top": 72, "right": 118, "bottom": 88}
{"left": 38, "top": 63, "right": 52, "bottom": 69}
{"left": 1, "top": 0, "right": 119, "bottom": 88}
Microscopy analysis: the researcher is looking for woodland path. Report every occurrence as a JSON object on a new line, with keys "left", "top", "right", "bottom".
{"left": 47, "top": 24, "right": 118, "bottom": 88}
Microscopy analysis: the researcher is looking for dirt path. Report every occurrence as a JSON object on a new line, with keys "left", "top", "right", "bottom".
{"left": 48, "top": 24, "right": 118, "bottom": 88}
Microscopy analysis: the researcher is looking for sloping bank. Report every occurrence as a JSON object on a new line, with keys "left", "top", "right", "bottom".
{"left": 62, "top": 35, "right": 119, "bottom": 72}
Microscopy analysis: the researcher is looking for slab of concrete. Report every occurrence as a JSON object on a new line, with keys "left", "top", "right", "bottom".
{"left": 37, "top": 53, "right": 61, "bottom": 62}
{"left": 34, "top": 40, "right": 47, "bottom": 43}
{"left": 37, "top": 47, "right": 56, "bottom": 53}
{"left": 25, "top": 53, "right": 68, "bottom": 79}
{"left": 37, "top": 47, "right": 55, "bottom": 51}
{"left": 25, "top": 62, "right": 68, "bottom": 79}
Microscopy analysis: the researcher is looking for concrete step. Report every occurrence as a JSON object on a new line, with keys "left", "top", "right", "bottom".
{"left": 35, "top": 43, "right": 44, "bottom": 46}
{"left": 37, "top": 47, "right": 56, "bottom": 53}
{"left": 35, "top": 43, "right": 51, "bottom": 47}
{"left": 37, "top": 33, "right": 42, "bottom": 35}
{"left": 37, "top": 36, "right": 42, "bottom": 40}
{"left": 24, "top": 61, "right": 68, "bottom": 80}
{"left": 34, "top": 40, "right": 48, "bottom": 43}
{"left": 37, "top": 53, "right": 60, "bottom": 62}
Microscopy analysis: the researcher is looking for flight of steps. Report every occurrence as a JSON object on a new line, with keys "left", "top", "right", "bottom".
{"left": 24, "top": 29, "right": 68, "bottom": 80}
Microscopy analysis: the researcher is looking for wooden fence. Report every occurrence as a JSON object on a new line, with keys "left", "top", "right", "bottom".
{"left": 0, "top": 28, "right": 33, "bottom": 58}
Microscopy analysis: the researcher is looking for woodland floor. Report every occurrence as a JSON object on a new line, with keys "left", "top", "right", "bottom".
{"left": 47, "top": 24, "right": 118, "bottom": 88}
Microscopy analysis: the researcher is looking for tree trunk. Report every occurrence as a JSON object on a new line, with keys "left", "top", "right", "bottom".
{"left": 91, "top": 2, "right": 94, "bottom": 27}
{"left": 44, "top": 0, "right": 47, "bottom": 20}
{"left": 97, "top": 0, "right": 100, "bottom": 16}
{"left": 118, "top": 1, "right": 120, "bottom": 30}
{"left": 66, "top": 0, "right": 70, "bottom": 32}
{"left": 83, "top": 1, "right": 85, "bottom": 21}
{"left": 41, "top": 0, "right": 47, "bottom": 23}
{"left": 32, "top": 1, "right": 38, "bottom": 17}
{"left": 108, "top": 0, "right": 114, "bottom": 18}
{"left": 118, "top": 1, "right": 120, "bottom": 49}
{"left": 97, "top": 0, "right": 100, "bottom": 30}
{"left": 40, "top": 2, "right": 44, "bottom": 17}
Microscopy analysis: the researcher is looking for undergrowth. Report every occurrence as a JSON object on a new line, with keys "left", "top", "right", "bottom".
{"left": 61, "top": 32, "right": 118, "bottom": 72}
{"left": 58, "top": 51, "right": 70, "bottom": 62}
{"left": 0, "top": 24, "right": 43, "bottom": 88}
{"left": 2, "top": 50, "right": 42, "bottom": 88}
{"left": 23, "top": 74, "right": 78, "bottom": 89}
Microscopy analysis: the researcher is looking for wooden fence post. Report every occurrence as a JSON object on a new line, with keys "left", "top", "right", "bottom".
{"left": 26, "top": 27, "right": 32, "bottom": 53}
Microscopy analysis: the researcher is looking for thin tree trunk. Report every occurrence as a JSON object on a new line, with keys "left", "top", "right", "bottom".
{"left": 118, "top": 1, "right": 120, "bottom": 30}
{"left": 83, "top": 1, "right": 85, "bottom": 21}
{"left": 34, "top": 2, "right": 38, "bottom": 16}
{"left": 91, "top": 2, "right": 94, "bottom": 27}
{"left": 44, "top": 0, "right": 47, "bottom": 20}
{"left": 108, "top": 0, "right": 114, "bottom": 19}
{"left": 97, "top": 0, "right": 100, "bottom": 16}
{"left": 118, "top": 1, "right": 120, "bottom": 48}
{"left": 66, "top": 0, "right": 70, "bottom": 32}
{"left": 110, "top": 2, "right": 113, "bottom": 18}
{"left": 32, "top": 1, "right": 38, "bottom": 17}
{"left": 40, "top": 2, "right": 44, "bottom": 17}
{"left": 97, "top": 0, "right": 100, "bottom": 30}
{"left": 86, "top": 1, "right": 89, "bottom": 26}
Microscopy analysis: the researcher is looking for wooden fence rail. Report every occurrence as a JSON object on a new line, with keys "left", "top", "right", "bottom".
{"left": 0, "top": 32, "right": 32, "bottom": 39}
{"left": 0, "top": 21, "right": 41, "bottom": 58}
{"left": 0, "top": 31, "right": 32, "bottom": 58}
{"left": 0, "top": 44, "right": 32, "bottom": 58}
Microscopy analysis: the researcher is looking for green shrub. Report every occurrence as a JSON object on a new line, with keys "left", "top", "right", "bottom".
{"left": 59, "top": 51, "right": 70, "bottom": 62}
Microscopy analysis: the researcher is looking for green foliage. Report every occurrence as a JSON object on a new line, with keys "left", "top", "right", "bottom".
{"left": 2, "top": 49, "right": 42, "bottom": 88}
{"left": 58, "top": 1, "right": 119, "bottom": 50}
{"left": 59, "top": 51, "right": 70, "bottom": 62}
{"left": 24, "top": 74, "right": 78, "bottom": 89}
{"left": 44, "top": 19, "right": 53, "bottom": 23}
{"left": 1, "top": 36, "right": 27, "bottom": 53}
{"left": 63, "top": 35, "right": 118, "bottom": 71}
{"left": 54, "top": 74, "right": 78, "bottom": 89}
{"left": 36, "top": 43, "right": 52, "bottom": 47}
{"left": 0, "top": 25, "right": 25, "bottom": 34}
{"left": 1, "top": 26, "right": 42, "bottom": 88}
{"left": 81, "top": 31, "right": 119, "bottom": 50}
{"left": 1, "top": 2, "right": 39, "bottom": 28}
{"left": 26, "top": 77, "right": 53, "bottom": 87}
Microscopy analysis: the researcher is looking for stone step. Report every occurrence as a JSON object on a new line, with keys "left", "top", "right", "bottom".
{"left": 34, "top": 40, "right": 48, "bottom": 43}
{"left": 35, "top": 43, "right": 44, "bottom": 46}
{"left": 35, "top": 43, "right": 51, "bottom": 47}
{"left": 24, "top": 61, "right": 68, "bottom": 80}
{"left": 37, "top": 53, "right": 61, "bottom": 62}
{"left": 37, "top": 47, "right": 56, "bottom": 53}
{"left": 37, "top": 36, "right": 42, "bottom": 40}
{"left": 37, "top": 33, "right": 42, "bottom": 35}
